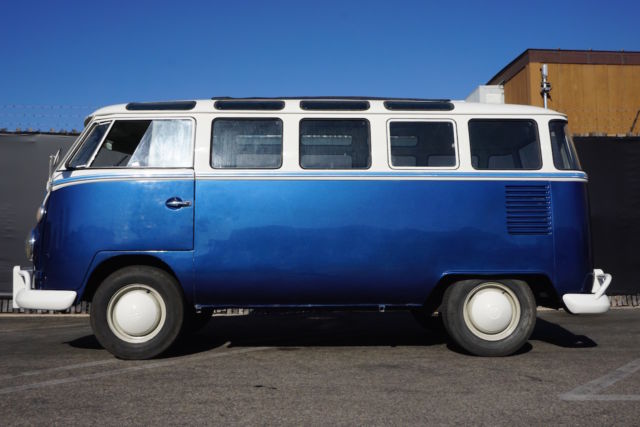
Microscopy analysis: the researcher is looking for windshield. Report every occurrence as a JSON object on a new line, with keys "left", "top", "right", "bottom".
{"left": 67, "top": 122, "right": 111, "bottom": 168}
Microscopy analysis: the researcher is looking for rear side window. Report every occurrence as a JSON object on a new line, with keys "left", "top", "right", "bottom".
{"left": 389, "top": 121, "right": 456, "bottom": 167}
{"left": 469, "top": 119, "right": 541, "bottom": 170}
{"left": 299, "top": 119, "right": 370, "bottom": 169}
{"left": 91, "top": 119, "right": 193, "bottom": 168}
{"left": 211, "top": 119, "right": 283, "bottom": 169}
{"left": 549, "top": 120, "right": 581, "bottom": 170}
{"left": 68, "top": 122, "right": 110, "bottom": 168}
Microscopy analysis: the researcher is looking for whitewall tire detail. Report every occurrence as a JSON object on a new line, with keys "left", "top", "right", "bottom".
{"left": 107, "top": 284, "right": 167, "bottom": 344}
{"left": 462, "top": 283, "right": 520, "bottom": 341}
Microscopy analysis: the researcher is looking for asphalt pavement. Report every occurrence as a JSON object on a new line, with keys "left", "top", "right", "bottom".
{"left": 0, "top": 309, "right": 639, "bottom": 425}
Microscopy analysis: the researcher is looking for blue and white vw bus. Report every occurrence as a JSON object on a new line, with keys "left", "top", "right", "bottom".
{"left": 13, "top": 98, "right": 612, "bottom": 359}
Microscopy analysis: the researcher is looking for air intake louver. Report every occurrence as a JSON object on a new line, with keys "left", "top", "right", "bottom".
{"left": 505, "top": 185, "right": 552, "bottom": 235}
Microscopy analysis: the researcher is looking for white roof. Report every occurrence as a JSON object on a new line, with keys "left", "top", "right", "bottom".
{"left": 88, "top": 99, "right": 564, "bottom": 121}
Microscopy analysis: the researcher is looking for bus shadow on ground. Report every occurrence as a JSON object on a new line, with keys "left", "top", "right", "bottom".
{"left": 67, "top": 311, "right": 596, "bottom": 358}
{"left": 530, "top": 317, "right": 597, "bottom": 348}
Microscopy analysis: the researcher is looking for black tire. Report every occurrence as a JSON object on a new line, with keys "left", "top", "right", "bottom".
{"left": 182, "top": 306, "right": 213, "bottom": 335}
{"left": 441, "top": 279, "right": 536, "bottom": 357}
{"left": 90, "top": 266, "right": 185, "bottom": 360}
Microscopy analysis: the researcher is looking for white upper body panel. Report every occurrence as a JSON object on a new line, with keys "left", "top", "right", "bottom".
{"left": 50, "top": 98, "right": 581, "bottom": 192}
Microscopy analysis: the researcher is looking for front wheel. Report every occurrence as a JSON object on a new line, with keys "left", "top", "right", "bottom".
{"left": 90, "top": 266, "right": 185, "bottom": 360}
{"left": 441, "top": 279, "right": 536, "bottom": 356}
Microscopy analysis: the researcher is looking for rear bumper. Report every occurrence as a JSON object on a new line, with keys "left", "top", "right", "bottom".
{"left": 562, "top": 268, "right": 612, "bottom": 314}
{"left": 12, "top": 266, "right": 76, "bottom": 310}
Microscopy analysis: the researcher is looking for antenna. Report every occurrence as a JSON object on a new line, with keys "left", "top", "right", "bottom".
{"left": 540, "top": 64, "right": 551, "bottom": 109}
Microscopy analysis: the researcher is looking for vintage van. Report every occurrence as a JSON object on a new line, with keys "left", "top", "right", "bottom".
{"left": 13, "top": 97, "right": 612, "bottom": 359}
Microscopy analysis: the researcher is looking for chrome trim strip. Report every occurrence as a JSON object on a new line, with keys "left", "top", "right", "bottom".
{"left": 51, "top": 170, "right": 588, "bottom": 190}
{"left": 195, "top": 175, "right": 587, "bottom": 182}
{"left": 51, "top": 174, "right": 194, "bottom": 190}
{"left": 194, "top": 171, "right": 587, "bottom": 179}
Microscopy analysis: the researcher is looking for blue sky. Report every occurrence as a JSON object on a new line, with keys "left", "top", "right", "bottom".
{"left": 1, "top": 0, "right": 638, "bottom": 130}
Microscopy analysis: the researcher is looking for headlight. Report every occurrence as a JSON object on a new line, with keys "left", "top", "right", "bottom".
{"left": 36, "top": 205, "right": 46, "bottom": 222}
{"left": 25, "top": 230, "right": 36, "bottom": 261}
{"left": 36, "top": 193, "right": 49, "bottom": 222}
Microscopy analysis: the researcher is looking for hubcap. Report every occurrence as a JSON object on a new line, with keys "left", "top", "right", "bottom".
{"left": 107, "top": 284, "right": 166, "bottom": 344}
{"left": 463, "top": 282, "right": 520, "bottom": 341}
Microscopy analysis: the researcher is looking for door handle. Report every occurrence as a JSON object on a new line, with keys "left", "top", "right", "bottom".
{"left": 165, "top": 197, "right": 192, "bottom": 210}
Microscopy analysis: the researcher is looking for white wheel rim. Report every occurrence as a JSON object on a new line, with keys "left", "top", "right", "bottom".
{"left": 107, "top": 284, "right": 167, "bottom": 344}
{"left": 462, "top": 282, "right": 521, "bottom": 341}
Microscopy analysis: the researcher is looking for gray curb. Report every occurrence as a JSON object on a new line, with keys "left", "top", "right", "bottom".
{"left": 0, "top": 298, "right": 250, "bottom": 316}
{"left": 0, "top": 295, "right": 638, "bottom": 315}
{"left": 608, "top": 294, "right": 640, "bottom": 308}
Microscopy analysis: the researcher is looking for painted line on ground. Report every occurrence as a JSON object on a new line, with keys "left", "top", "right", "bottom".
{"left": 0, "top": 314, "right": 90, "bottom": 318}
{"left": 0, "top": 345, "right": 270, "bottom": 395}
{"left": 0, "top": 359, "right": 117, "bottom": 381}
{"left": 0, "top": 323, "right": 89, "bottom": 334}
{"left": 559, "top": 358, "right": 640, "bottom": 401}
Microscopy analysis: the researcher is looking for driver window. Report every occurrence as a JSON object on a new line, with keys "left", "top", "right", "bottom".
{"left": 90, "top": 119, "right": 193, "bottom": 168}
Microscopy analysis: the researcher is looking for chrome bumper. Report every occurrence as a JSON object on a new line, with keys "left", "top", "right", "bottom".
{"left": 562, "top": 269, "right": 612, "bottom": 314}
{"left": 12, "top": 266, "right": 76, "bottom": 310}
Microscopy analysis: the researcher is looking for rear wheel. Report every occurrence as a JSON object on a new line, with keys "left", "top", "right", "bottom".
{"left": 441, "top": 279, "right": 536, "bottom": 356}
{"left": 90, "top": 266, "right": 184, "bottom": 360}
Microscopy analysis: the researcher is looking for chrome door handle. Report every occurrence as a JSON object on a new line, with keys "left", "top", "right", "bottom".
{"left": 165, "top": 197, "right": 192, "bottom": 209}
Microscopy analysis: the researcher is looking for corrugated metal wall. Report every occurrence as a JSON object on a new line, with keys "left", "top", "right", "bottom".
{"left": 0, "top": 133, "right": 75, "bottom": 292}
{"left": 0, "top": 133, "right": 638, "bottom": 296}
{"left": 575, "top": 136, "right": 640, "bottom": 294}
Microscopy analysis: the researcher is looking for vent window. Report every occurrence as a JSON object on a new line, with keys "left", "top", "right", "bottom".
{"left": 214, "top": 100, "right": 285, "bottom": 111}
{"left": 300, "top": 100, "right": 369, "bottom": 111}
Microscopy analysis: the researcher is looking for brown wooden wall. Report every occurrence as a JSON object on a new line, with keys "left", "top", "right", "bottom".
{"left": 502, "top": 63, "right": 640, "bottom": 135}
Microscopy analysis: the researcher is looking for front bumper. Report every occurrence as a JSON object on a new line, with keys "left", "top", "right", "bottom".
{"left": 12, "top": 266, "right": 76, "bottom": 310}
{"left": 562, "top": 268, "right": 612, "bottom": 314}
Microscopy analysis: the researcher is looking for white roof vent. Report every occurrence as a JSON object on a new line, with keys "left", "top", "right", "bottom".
{"left": 466, "top": 85, "right": 504, "bottom": 104}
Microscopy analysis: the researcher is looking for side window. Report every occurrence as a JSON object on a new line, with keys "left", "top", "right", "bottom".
{"left": 91, "top": 119, "right": 193, "bottom": 168}
{"left": 299, "top": 119, "right": 370, "bottom": 169}
{"left": 68, "top": 122, "right": 111, "bottom": 168}
{"left": 389, "top": 121, "right": 456, "bottom": 167}
{"left": 211, "top": 119, "right": 283, "bottom": 169}
{"left": 549, "top": 120, "right": 581, "bottom": 170}
{"left": 469, "top": 119, "right": 541, "bottom": 170}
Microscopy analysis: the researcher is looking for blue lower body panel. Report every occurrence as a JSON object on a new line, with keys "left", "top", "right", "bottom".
{"left": 192, "top": 179, "right": 588, "bottom": 306}
{"left": 38, "top": 178, "right": 194, "bottom": 295}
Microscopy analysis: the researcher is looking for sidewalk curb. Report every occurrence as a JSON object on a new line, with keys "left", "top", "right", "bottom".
{"left": 0, "top": 295, "right": 638, "bottom": 315}
{"left": 609, "top": 294, "right": 640, "bottom": 308}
